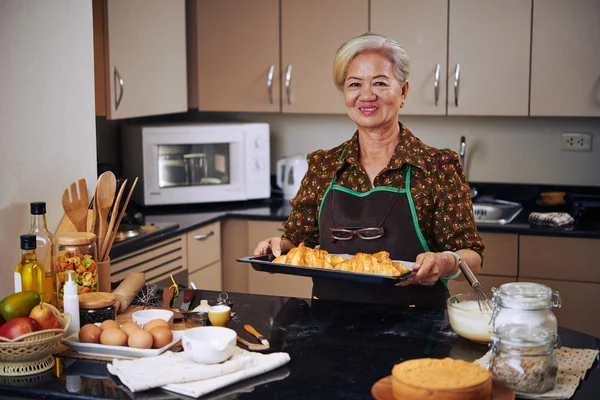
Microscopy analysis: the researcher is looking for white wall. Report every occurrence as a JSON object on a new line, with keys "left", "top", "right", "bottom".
{"left": 219, "top": 113, "right": 600, "bottom": 187}
{"left": 0, "top": 1, "right": 97, "bottom": 298}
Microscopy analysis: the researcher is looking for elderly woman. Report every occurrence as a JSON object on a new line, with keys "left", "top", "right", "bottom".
{"left": 255, "top": 33, "right": 484, "bottom": 307}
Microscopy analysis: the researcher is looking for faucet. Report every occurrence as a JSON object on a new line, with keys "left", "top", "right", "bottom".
{"left": 459, "top": 136, "right": 478, "bottom": 199}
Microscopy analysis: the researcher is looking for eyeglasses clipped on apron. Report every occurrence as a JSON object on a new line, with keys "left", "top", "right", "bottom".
{"left": 329, "top": 227, "right": 385, "bottom": 241}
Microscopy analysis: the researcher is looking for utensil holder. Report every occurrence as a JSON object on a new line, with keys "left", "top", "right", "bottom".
{"left": 97, "top": 258, "right": 111, "bottom": 293}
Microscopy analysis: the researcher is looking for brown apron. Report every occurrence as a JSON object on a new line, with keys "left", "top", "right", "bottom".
{"left": 314, "top": 163, "right": 449, "bottom": 308}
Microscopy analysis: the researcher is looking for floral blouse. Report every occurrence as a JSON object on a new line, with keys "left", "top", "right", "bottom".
{"left": 281, "top": 123, "right": 485, "bottom": 261}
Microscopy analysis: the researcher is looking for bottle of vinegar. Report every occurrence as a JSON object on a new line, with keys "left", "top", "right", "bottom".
{"left": 15, "top": 234, "right": 44, "bottom": 295}
{"left": 29, "top": 201, "right": 56, "bottom": 305}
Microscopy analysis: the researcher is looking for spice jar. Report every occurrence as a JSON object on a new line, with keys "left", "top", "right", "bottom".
{"left": 489, "top": 324, "right": 558, "bottom": 394}
{"left": 55, "top": 233, "right": 99, "bottom": 310}
{"left": 491, "top": 282, "right": 561, "bottom": 335}
{"left": 79, "top": 292, "right": 117, "bottom": 325}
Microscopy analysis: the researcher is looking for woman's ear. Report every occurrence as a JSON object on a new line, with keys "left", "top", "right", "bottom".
{"left": 401, "top": 81, "right": 410, "bottom": 102}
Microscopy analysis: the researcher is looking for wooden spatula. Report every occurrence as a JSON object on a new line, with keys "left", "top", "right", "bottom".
{"left": 95, "top": 172, "right": 116, "bottom": 256}
{"left": 61, "top": 179, "right": 89, "bottom": 232}
{"left": 100, "top": 178, "right": 127, "bottom": 260}
{"left": 237, "top": 336, "right": 269, "bottom": 351}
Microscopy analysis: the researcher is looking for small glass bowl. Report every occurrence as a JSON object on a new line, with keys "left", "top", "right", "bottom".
{"left": 447, "top": 292, "right": 494, "bottom": 343}
{"left": 184, "top": 311, "right": 209, "bottom": 328}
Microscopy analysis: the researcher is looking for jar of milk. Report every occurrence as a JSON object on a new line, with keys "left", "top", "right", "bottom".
{"left": 491, "top": 282, "right": 561, "bottom": 337}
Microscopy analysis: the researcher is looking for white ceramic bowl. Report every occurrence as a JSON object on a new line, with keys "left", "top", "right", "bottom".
{"left": 447, "top": 292, "right": 493, "bottom": 343}
{"left": 182, "top": 326, "right": 237, "bottom": 364}
{"left": 131, "top": 309, "right": 174, "bottom": 329}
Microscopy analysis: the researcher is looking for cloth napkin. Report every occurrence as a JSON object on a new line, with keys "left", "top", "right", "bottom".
{"left": 107, "top": 347, "right": 290, "bottom": 397}
{"left": 475, "top": 347, "right": 598, "bottom": 399}
{"left": 529, "top": 212, "right": 574, "bottom": 228}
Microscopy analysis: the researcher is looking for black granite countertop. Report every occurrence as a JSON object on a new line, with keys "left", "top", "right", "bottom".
{"left": 1, "top": 290, "right": 599, "bottom": 399}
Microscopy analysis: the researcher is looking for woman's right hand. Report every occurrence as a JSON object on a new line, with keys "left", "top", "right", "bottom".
{"left": 253, "top": 237, "right": 284, "bottom": 257}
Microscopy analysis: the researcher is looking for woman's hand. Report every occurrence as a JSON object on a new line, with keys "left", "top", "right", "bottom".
{"left": 395, "top": 252, "right": 455, "bottom": 287}
{"left": 253, "top": 237, "right": 286, "bottom": 257}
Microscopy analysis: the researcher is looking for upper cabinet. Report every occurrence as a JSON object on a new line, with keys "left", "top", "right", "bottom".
{"left": 188, "top": 0, "right": 368, "bottom": 114}
{"left": 94, "top": 0, "right": 187, "bottom": 120}
{"left": 530, "top": 0, "right": 600, "bottom": 116}
{"left": 372, "top": 0, "right": 531, "bottom": 116}
{"left": 371, "top": 0, "right": 448, "bottom": 115}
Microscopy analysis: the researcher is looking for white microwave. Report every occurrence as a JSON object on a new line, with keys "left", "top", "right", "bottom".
{"left": 122, "top": 122, "right": 271, "bottom": 206}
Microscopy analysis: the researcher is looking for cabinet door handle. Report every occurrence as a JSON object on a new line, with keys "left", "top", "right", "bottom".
{"left": 285, "top": 65, "right": 293, "bottom": 105}
{"left": 194, "top": 231, "right": 215, "bottom": 241}
{"left": 453, "top": 64, "right": 460, "bottom": 107}
{"left": 114, "top": 67, "right": 124, "bottom": 110}
{"left": 267, "top": 64, "right": 275, "bottom": 104}
{"left": 434, "top": 63, "right": 440, "bottom": 106}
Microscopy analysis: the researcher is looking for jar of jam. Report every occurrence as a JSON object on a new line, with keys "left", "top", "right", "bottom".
{"left": 79, "top": 292, "right": 117, "bottom": 325}
{"left": 54, "top": 232, "right": 98, "bottom": 310}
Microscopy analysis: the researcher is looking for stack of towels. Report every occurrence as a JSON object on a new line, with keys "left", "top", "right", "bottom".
{"left": 107, "top": 347, "right": 290, "bottom": 398}
{"left": 529, "top": 212, "right": 574, "bottom": 228}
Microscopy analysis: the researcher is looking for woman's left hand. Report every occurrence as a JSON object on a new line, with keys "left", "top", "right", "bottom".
{"left": 395, "top": 252, "right": 452, "bottom": 287}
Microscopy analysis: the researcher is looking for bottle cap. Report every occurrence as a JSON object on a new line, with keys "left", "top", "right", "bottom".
{"left": 30, "top": 202, "right": 47, "bottom": 215}
{"left": 64, "top": 272, "right": 78, "bottom": 296}
{"left": 20, "top": 234, "right": 37, "bottom": 250}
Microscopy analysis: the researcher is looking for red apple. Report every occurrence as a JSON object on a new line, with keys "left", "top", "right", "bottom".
{"left": 0, "top": 317, "right": 42, "bottom": 340}
{"left": 29, "top": 303, "right": 61, "bottom": 330}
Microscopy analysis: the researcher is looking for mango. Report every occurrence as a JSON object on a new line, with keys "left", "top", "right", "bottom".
{"left": 0, "top": 291, "right": 41, "bottom": 321}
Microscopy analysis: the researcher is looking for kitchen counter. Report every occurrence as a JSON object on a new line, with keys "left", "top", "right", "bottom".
{"left": 1, "top": 290, "right": 599, "bottom": 399}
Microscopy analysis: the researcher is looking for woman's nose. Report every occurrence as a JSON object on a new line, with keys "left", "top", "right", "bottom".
{"left": 359, "top": 85, "right": 377, "bottom": 101}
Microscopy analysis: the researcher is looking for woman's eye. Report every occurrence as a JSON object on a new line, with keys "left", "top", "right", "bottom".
{"left": 348, "top": 82, "right": 360, "bottom": 88}
{"left": 374, "top": 81, "right": 387, "bottom": 86}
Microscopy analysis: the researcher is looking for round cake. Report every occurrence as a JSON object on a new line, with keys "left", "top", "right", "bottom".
{"left": 391, "top": 358, "right": 492, "bottom": 400}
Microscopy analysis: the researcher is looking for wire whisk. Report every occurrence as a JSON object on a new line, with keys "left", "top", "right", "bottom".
{"left": 457, "top": 259, "right": 493, "bottom": 312}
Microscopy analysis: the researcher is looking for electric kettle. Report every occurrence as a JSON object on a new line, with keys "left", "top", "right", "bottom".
{"left": 276, "top": 154, "right": 308, "bottom": 200}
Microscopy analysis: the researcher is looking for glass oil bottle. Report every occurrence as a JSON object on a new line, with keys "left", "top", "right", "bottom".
{"left": 28, "top": 201, "right": 56, "bottom": 305}
{"left": 14, "top": 234, "right": 44, "bottom": 295}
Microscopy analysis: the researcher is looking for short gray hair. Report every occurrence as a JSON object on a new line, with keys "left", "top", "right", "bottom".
{"left": 333, "top": 33, "right": 410, "bottom": 91}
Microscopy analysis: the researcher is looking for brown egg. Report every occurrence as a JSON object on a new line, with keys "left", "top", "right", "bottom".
{"left": 149, "top": 326, "right": 173, "bottom": 349}
{"left": 100, "top": 320, "right": 120, "bottom": 331}
{"left": 127, "top": 329, "right": 153, "bottom": 349}
{"left": 143, "top": 319, "right": 170, "bottom": 332}
{"left": 79, "top": 324, "right": 103, "bottom": 344}
{"left": 100, "top": 328, "right": 128, "bottom": 346}
{"left": 121, "top": 321, "right": 141, "bottom": 337}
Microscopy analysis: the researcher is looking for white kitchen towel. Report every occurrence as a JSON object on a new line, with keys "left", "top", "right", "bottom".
{"left": 107, "top": 347, "right": 290, "bottom": 395}
{"left": 529, "top": 212, "right": 574, "bottom": 228}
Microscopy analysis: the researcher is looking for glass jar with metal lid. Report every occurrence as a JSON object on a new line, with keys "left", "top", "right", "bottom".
{"left": 79, "top": 292, "right": 117, "bottom": 325}
{"left": 489, "top": 324, "right": 558, "bottom": 394}
{"left": 491, "top": 282, "right": 561, "bottom": 335}
{"left": 54, "top": 232, "right": 98, "bottom": 310}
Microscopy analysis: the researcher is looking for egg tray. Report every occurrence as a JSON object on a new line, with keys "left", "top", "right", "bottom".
{"left": 237, "top": 254, "right": 413, "bottom": 286}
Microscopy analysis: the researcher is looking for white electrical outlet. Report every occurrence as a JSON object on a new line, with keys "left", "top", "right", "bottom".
{"left": 561, "top": 132, "right": 593, "bottom": 151}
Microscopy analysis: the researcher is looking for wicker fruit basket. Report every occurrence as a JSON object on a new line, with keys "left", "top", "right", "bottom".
{"left": 0, "top": 303, "right": 71, "bottom": 376}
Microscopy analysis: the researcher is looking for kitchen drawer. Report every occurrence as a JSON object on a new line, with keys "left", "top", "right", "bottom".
{"left": 479, "top": 233, "right": 518, "bottom": 276}
{"left": 189, "top": 260, "right": 222, "bottom": 291}
{"left": 187, "top": 221, "right": 221, "bottom": 270}
{"left": 448, "top": 275, "right": 516, "bottom": 297}
{"left": 111, "top": 235, "right": 187, "bottom": 284}
{"left": 519, "top": 236, "right": 600, "bottom": 283}
{"left": 519, "top": 278, "right": 600, "bottom": 339}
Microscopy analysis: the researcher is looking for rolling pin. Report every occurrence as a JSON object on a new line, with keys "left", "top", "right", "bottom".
{"left": 113, "top": 272, "right": 146, "bottom": 314}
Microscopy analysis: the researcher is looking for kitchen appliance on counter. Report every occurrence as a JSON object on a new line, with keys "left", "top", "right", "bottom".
{"left": 569, "top": 194, "right": 600, "bottom": 231}
{"left": 276, "top": 154, "right": 308, "bottom": 201}
{"left": 122, "top": 122, "right": 270, "bottom": 206}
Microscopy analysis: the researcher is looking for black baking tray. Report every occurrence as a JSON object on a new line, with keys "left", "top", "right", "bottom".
{"left": 236, "top": 253, "right": 413, "bottom": 285}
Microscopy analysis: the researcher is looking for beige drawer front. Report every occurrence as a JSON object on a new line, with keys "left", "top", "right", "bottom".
{"left": 189, "top": 260, "right": 222, "bottom": 291}
{"left": 520, "top": 236, "right": 600, "bottom": 283}
{"left": 479, "top": 232, "right": 518, "bottom": 276}
{"left": 448, "top": 275, "right": 516, "bottom": 297}
{"left": 111, "top": 235, "right": 187, "bottom": 284}
{"left": 187, "top": 221, "right": 221, "bottom": 270}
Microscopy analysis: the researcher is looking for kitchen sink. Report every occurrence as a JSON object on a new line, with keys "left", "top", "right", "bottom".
{"left": 472, "top": 201, "right": 523, "bottom": 225}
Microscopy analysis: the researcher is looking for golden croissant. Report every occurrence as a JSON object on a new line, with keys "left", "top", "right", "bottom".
{"left": 271, "top": 243, "right": 410, "bottom": 276}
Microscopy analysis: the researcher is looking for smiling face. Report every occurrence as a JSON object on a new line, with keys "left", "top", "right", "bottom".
{"left": 343, "top": 51, "right": 408, "bottom": 132}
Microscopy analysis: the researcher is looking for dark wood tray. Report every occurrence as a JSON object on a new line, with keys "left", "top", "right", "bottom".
{"left": 236, "top": 253, "right": 413, "bottom": 285}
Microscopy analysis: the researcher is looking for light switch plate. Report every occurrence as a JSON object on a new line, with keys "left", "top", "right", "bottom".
{"left": 561, "top": 132, "right": 592, "bottom": 151}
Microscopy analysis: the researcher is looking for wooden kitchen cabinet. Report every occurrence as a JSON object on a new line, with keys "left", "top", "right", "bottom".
{"left": 187, "top": 0, "right": 280, "bottom": 112}
{"left": 530, "top": 0, "right": 600, "bottom": 116}
{"left": 246, "top": 220, "right": 313, "bottom": 298}
{"left": 447, "top": 0, "right": 531, "bottom": 116}
{"left": 93, "top": 0, "right": 187, "bottom": 119}
{"left": 186, "top": 221, "right": 222, "bottom": 291}
{"left": 371, "top": 0, "right": 448, "bottom": 115}
{"left": 187, "top": 0, "right": 367, "bottom": 114}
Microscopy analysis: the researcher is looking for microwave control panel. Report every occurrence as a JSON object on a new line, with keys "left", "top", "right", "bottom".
{"left": 243, "top": 124, "right": 270, "bottom": 200}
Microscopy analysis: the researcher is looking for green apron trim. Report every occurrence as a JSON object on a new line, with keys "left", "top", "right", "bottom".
{"left": 331, "top": 185, "right": 407, "bottom": 196}
{"left": 404, "top": 166, "right": 430, "bottom": 253}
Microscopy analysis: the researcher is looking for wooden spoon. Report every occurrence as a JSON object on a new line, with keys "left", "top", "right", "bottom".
{"left": 95, "top": 172, "right": 116, "bottom": 256}
{"left": 61, "top": 179, "right": 89, "bottom": 232}
{"left": 100, "top": 178, "right": 127, "bottom": 260}
{"left": 102, "top": 177, "right": 138, "bottom": 261}
{"left": 237, "top": 336, "right": 269, "bottom": 351}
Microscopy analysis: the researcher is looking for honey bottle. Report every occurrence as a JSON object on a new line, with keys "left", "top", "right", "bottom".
{"left": 14, "top": 234, "right": 44, "bottom": 295}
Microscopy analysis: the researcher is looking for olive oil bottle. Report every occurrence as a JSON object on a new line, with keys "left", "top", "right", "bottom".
{"left": 28, "top": 202, "right": 56, "bottom": 305}
{"left": 14, "top": 234, "right": 44, "bottom": 295}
